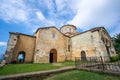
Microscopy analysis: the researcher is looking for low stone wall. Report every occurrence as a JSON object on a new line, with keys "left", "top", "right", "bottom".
{"left": 0, "top": 66, "right": 76, "bottom": 80}
{"left": 77, "top": 67, "right": 120, "bottom": 77}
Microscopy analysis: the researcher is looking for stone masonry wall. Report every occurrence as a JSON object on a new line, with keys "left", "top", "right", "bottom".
{"left": 5, "top": 33, "right": 18, "bottom": 63}
{"left": 12, "top": 35, "right": 36, "bottom": 63}
{"left": 71, "top": 30, "right": 106, "bottom": 60}
{"left": 34, "top": 27, "right": 69, "bottom": 63}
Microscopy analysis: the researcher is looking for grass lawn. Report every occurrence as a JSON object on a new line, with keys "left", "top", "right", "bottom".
{"left": 0, "top": 61, "right": 75, "bottom": 76}
{"left": 45, "top": 70, "right": 120, "bottom": 80}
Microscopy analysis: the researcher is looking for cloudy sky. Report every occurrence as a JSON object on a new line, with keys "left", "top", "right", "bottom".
{"left": 0, "top": 0, "right": 120, "bottom": 55}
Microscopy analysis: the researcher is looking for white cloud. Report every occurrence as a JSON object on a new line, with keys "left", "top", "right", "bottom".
{"left": 0, "top": 42, "right": 7, "bottom": 46}
{"left": 67, "top": 0, "right": 108, "bottom": 29}
{"left": 0, "top": 0, "right": 28, "bottom": 23}
{"left": 38, "top": 0, "right": 56, "bottom": 13}
{"left": 55, "top": 0, "right": 66, "bottom": 12}
{"left": 67, "top": 0, "right": 120, "bottom": 31}
{"left": 0, "top": 0, "right": 120, "bottom": 36}
{"left": 36, "top": 11, "right": 45, "bottom": 20}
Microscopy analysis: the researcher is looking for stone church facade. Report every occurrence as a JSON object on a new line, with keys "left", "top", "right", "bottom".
{"left": 4, "top": 24, "right": 116, "bottom": 63}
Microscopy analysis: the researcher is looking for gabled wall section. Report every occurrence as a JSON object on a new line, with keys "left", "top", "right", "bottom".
{"left": 34, "top": 27, "right": 70, "bottom": 63}
{"left": 12, "top": 34, "right": 36, "bottom": 63}
{"left": 71, "top": 30, "right": 101, "bottom": 60}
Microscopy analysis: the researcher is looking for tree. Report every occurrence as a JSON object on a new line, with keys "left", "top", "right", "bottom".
{"left": 112, "top": 33, "right": 120, "bottom": 54}
{"left": 0, "top": 54, "right": 4, "bottom": 62}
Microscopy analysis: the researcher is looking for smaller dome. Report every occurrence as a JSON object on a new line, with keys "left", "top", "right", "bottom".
{"left": 60, "top": 24, "right": 76, "bottom": 35}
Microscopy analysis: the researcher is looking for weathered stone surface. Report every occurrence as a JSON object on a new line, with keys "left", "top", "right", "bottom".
{"left": 4, "top": 25, "right": 116, "bottom": 63}
{"left": 4, "top": 33, "right": 19, "bottom": 63}
{"left": 71, "top": 28, "right": 116, "bottom": 61}
{"left": 34, "top": 27, "right": 69, "bottom": 63}
{"left": 12, "top": 35, "right": 36, "bottom": 63}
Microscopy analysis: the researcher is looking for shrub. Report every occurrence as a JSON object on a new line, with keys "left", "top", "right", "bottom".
{"left": 110, "top": 55, "right": 119, "bottom": 62}
{"left": 118, "top": 53, "right": 120, "bottom": 60}
{"left": 11, "top": 61, "right": 18, "bottom": 64}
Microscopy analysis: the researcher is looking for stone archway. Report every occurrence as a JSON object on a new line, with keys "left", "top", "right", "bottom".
{"left": 17, "top": 51, "right": 26, "bottom": 63}
{"left": 49, "top": 49, "right": 57, "bottom": 63}
{"left": 81, "top": 51, "right": 87, "bottom": 61}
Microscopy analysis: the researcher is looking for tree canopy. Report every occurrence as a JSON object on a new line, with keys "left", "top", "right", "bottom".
{"left": 112, "top": 33, "right": 120, "bottom": 54}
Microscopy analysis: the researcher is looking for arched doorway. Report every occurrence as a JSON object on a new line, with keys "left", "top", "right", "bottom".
{"left": 17, "top": 51, "right": 26, "bottom": 63}
{"left": 81, "top": 51, "right": 87, "bottom": 61}
{"left": 49, "top": 49, "right": 57, "bottom": 63}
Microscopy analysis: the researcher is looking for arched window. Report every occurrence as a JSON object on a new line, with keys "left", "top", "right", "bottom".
{"left": 52, "top": 32, "right": 56, "bottom": 38}
{"left": 17, "top": 51, "right": 26, "bottom": 63}
{"left": 81, "top": 51, "right": 87, "bottom": 61}
{"left": 91, "top": 35, "right": 94, "bottom": 42}
{"left": 69, "top": 28, "right": 71, "bottom": 32}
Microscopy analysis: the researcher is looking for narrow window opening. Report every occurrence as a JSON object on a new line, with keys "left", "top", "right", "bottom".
{"left": 68, "top": 45, "right": 70, "bottom": 52}
{"left": 53, "top": 32, "right": 55, "bottom": 38}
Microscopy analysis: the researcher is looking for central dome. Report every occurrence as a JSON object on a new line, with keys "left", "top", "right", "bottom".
{"left": 60, "top": 24, "right": 76, "bottom": 35}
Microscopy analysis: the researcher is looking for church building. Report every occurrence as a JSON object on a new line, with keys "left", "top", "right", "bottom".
{"left": 4, "top": 24, "right": 116, "bottom": 63}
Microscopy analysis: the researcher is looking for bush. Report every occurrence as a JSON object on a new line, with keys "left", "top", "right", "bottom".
{"left": 110, "top": 55, "right": 119, "bottom": 62}
{"left": 11, "top": 61, "right": 18, "bottom": 64}
{"left": 118, "top": 53, "right": 120, "bottom": 60}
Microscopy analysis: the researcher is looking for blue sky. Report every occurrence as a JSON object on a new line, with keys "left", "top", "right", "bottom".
{"left": 0, "top": 0, "right": 120, "bottom": 55}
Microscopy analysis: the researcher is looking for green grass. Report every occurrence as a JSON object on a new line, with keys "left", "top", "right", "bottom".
{"left": 0, "top": 61, "right": 75, "bottom": 76}
{"left": 45, "top": 70, "right": 120, "bottom": 80}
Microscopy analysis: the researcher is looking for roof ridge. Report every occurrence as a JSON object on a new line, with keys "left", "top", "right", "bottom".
{"left": 10, "top": 32, "right": 35, "bottom": 38}
{"left": 35, "top": 26, "right": 56, "bottom": 33}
